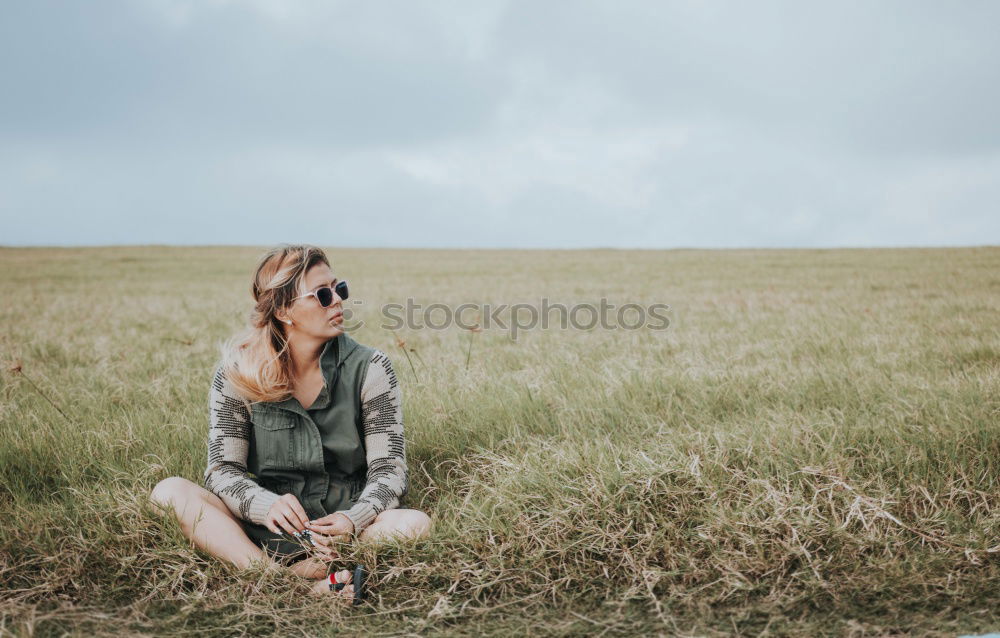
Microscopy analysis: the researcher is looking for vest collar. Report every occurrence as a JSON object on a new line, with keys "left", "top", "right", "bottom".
{"left": 271, "top": 331, "right": 361, "bottom": 415}
{"left": 320, "top": 330, "right": 360, "bottom": 380}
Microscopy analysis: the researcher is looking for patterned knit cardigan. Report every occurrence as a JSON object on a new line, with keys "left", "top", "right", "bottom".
{"left": 203, "top": 350, "right": 407, "bottom": 533}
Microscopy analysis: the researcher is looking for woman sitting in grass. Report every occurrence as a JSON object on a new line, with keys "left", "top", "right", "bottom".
{"left": 151, "top": 243, "right": 431, "bottom": 599}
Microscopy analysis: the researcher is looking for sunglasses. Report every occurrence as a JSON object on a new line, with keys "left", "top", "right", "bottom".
{"left": 291, "top": 280, "right": 349, "bottom": 307}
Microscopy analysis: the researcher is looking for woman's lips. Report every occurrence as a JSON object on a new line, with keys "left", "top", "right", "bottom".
{"left": 329, "top": 312, "right": 343, "bottom": 322}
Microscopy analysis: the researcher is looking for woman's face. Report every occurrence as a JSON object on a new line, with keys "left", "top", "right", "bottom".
{"left": 279, "top": 262, "right": 345, "bottom": 339}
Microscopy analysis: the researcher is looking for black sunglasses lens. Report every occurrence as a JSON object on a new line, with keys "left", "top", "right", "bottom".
{"left": 316, "top": 287, "right": 333, "bottom": 307}
{"left": 335, "top": 280, "right": 349, "bottom": 301}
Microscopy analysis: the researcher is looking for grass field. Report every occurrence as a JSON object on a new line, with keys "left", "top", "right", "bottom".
{"left": 1, "top": 245, "right": 998, "bottom": 637}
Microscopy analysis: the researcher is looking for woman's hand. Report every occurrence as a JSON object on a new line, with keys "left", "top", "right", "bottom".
{"left": 306, "top": 512, "right": 355, "bottom": 543}
{"left": 264, "top": 493, "right": 310, "bottom": 536}
{"left": 306, "top": 531, "right": 341, "bottom": 561}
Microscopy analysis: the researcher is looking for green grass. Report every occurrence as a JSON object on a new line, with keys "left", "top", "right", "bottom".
{"left": 0, "top": 245, "right": 998, "bottom": 637}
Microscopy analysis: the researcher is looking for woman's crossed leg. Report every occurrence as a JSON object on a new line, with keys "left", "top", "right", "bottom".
{"left": 149, "top": 477, "right": 430, "bottom": 597}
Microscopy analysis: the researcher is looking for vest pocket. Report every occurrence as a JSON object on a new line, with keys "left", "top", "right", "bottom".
{"left": 253, "top": 412, "right": 299, "bottom": 470}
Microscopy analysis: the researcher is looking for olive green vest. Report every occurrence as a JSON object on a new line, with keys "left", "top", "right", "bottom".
{"left": 247, "top": 332, "right": 375, "bottom": 521}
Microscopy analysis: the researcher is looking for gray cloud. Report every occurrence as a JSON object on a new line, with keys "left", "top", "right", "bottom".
{"left": 1, "top": 0, "right": 998, "bottom": 247}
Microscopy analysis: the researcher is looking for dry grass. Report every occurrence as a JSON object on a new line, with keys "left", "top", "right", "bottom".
{"left": 0, "top": 245, "right": 998, "bottom": 637}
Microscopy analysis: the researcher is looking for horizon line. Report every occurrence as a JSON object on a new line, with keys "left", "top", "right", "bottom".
{"left": 1, "top": 243, "right": 998, "bottom": 251}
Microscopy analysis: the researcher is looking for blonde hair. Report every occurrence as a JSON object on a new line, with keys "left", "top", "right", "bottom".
{"left": 218, "top": 243, "right": 331, "bottom": 404}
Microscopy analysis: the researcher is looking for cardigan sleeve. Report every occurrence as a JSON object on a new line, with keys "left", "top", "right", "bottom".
{"left": 336, "top": 349, "right": 409, "bottom": 533}
{"left": 203, "top": 365, "right": 282, "bottom": 526}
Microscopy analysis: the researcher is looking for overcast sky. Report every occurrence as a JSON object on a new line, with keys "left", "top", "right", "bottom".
{"left": 2, "top": 0, "right": 998, "bottom": 248}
